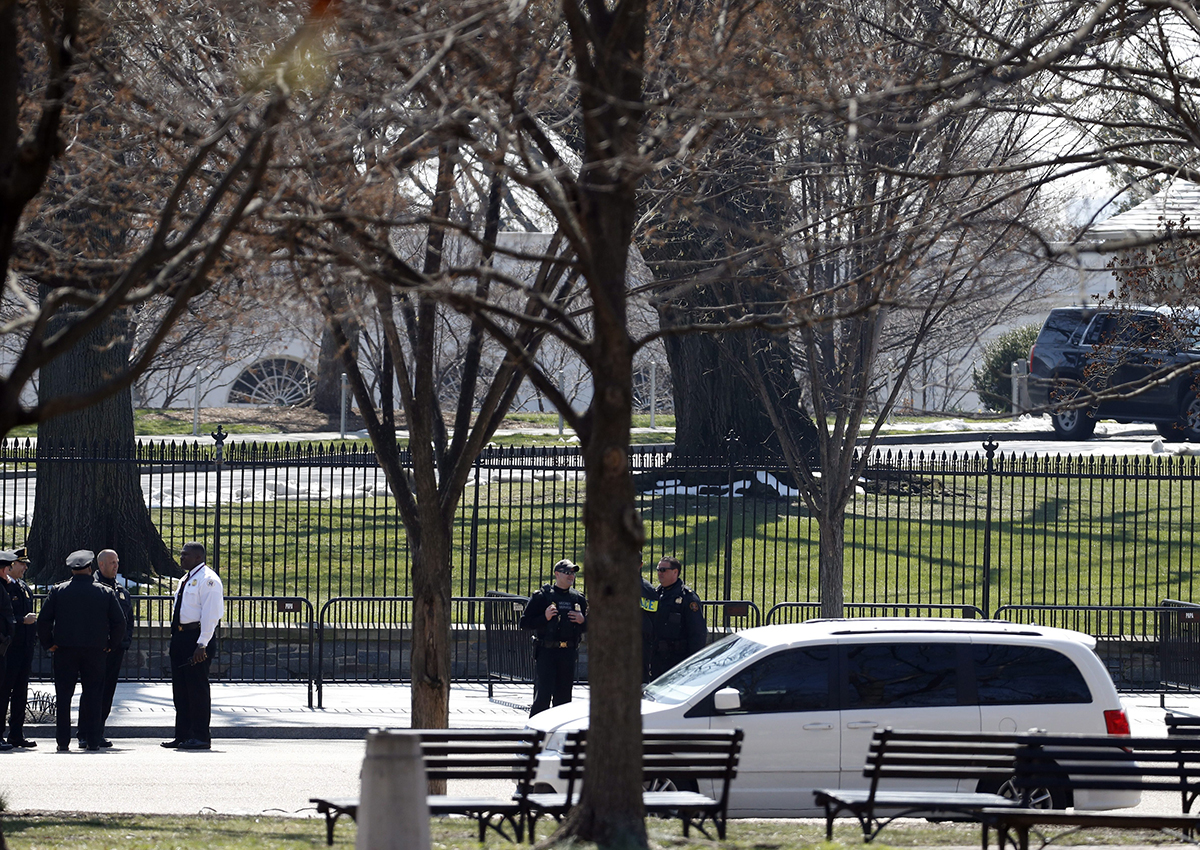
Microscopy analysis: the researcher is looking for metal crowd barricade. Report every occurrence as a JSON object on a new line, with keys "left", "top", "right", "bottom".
{"left": 993, "top": 603, "right": 1171, "bottom": 695}
{"left": 315, "top": 595, "right": 511, "bottom": 708}
{"left": 763, "top": 601, "right": 984, "bottom": 624}
{"left": 30, "top": 593, "right": 316, "bottom": 707}
{"left": 1157, "top": 599, "right": 1200, "bottom": 701}
{"left": 483, "top": 591, "right": 532, "bottom": 709}
{"left": 706, "top": 600, "right": 762, "bottom": 635}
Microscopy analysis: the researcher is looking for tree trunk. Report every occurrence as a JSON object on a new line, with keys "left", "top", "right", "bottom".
{"left": 558, "top": 317, "right": 647, "bottom": 848}
{"left": 313, "top": 301, "right": 359, "bottom": 415}
{"left": 658, "top": 321, "right": 819, "bottom": 463}
{"left": 410, "top": 511, "right": 452, "bottom": 730}
{"left": 817, "top": 507, "right": 845, "bottom": 619}
{"left": 27, "top": 307, "right": 178, "bottom": 584}
{"left": 640, "top": 130, "right": 818, "bottom": 464}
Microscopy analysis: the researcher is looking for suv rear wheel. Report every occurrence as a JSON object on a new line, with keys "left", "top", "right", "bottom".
{"left": 1158, "top": 392, "right": 1200, "bottom": 442}
{"left": 1050, "top": 380, "right": 1097, "bottom": 439}
{"left": 980, "top": 774, "right": 1070, "bottom": 810}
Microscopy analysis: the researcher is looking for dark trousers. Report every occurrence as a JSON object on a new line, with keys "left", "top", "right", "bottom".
{"left": 1, "top": 642, "right": 33, "bottom": 741}
{"left": 100, "top": 647, "right": 124, "bottom": 728}
{"left": 79, "top": 647, "right": 125, "bottom": 742}
{"left": 53, "top": 646, "right": 105, "bottom": 748}
{"left": 529, "top": 646, "right": 577, "bottom": 717}
{"left": 170, "top": 629, "right": 211, "bottom": 742}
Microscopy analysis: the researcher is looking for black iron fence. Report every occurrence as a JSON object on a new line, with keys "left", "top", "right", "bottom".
{"left": 9, "top": 436, "right": 1200, "bottom": 697}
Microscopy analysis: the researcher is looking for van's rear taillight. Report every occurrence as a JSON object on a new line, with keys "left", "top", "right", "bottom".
{"left": 1104, "top": 708, "right": 1131, "bottom": 735}
{"left": 1028, "top": 344, "right": 1036, "bottom": 373}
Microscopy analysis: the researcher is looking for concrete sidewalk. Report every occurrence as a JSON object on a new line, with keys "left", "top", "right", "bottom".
{"left": 20, "top": 679, "right": 571, "bottom": 741}
{"left": 16, "top": 681, "right": 1198, "bottom": 742}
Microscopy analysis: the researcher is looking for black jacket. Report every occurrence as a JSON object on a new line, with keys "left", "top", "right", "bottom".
{"left": 4, "top": 576, "right": 35, "bottom": 647}
{"left": 640, "top": 578, "right": 657, "bottom": 681}
{"left": 37, "top": 573, "right": 125, "bottom": 652}
{"left": 96, "top": 573, "right": 135, "bottom": 651}
{"left": 0, "top": 575, "right": 12, "bottom": 645}
{"left": 520, "top": 583, "right": 587, "bottom": 648}
{"left": 649, "top": 581, "right": 707, "bottom": 677}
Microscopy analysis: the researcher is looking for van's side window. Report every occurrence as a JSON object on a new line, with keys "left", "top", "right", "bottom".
{"left": 973, "top": 644, "right": 1091, "bottom": 704}
{"left": 844, "top": 643, "right": 957, "bottom": 707}
{"left": 720, "top": 646, "right": 831, "bottom": 714}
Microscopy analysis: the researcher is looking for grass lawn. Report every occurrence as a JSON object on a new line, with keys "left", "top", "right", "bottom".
{"left": 0, "top": 812, "right": 1180, "bottom": 849}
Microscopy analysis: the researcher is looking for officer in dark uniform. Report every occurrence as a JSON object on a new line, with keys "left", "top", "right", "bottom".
{"left": 81, "top": 549, "right": 133, "bottom": 749}
{"left": 36, "top": 550, "right": 125, "bottom": 752}
{"left": 1, "top": 548, "right": 37, "bottom": 748}
{"left": 520, "top": 559, "right": 587, "bottom": 716}
{"left": 0, "top": 551, "right": 14, "bottom": 751}
{"left": 649, "top": 557, "right": 707, "bottom": 680}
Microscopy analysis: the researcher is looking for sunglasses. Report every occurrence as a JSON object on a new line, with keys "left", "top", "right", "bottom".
{"left": 656, "top": 566, "right": 677, "bottom": 573}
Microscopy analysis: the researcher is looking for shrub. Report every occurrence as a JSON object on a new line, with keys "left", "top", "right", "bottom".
{"left": 973, "top": 324, "right": 1040, "bottom": 412}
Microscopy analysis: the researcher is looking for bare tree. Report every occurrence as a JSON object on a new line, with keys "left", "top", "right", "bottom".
{"left": 2, "top": 1, "right": 328, "bottom": 578}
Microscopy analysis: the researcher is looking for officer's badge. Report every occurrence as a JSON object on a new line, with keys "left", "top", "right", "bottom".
{"left": 689, "top": 601, "right": 699, "bottom": 612}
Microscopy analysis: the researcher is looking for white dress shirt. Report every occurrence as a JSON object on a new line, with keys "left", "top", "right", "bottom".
{"left": 176, "top": 562, "right": 224, "bottom": 647}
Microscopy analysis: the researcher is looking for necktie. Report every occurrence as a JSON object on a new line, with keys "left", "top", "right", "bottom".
{"left": 172, "top": 569, "right": 193, "bottom": 631}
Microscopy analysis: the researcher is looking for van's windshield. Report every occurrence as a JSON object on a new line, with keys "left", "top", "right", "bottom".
{"left": 642, "top": 634, "right": 763, "bottom": 705}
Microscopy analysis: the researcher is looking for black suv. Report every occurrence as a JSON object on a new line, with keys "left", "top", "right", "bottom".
{"left": 1028, "top": 306, "right": 1200, "bottom": 440}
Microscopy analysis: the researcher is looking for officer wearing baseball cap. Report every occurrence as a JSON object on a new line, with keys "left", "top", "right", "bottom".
{"left": 1, "top": 547, "right": 37, "bottom": 749}
{"left": 519, "top": 559, "right": 587, "bottom": 716}
{"left": 36, "top": 550, "right": 125, "bottom": 752}
{"left": 0, "top": 550, "right": 14, "bottom": 751}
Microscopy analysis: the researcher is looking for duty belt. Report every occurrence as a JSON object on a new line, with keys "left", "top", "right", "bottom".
{"left": 176, "top": 622, "right": 201, "bottom": 633}
{"left": 542, "top": 639, "right": 575, "bottom": 649}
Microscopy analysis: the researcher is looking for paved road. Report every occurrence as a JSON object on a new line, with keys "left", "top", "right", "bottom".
{"left": 2, "top": 738, "right": 365, "bottom": 817}
{"left": 1, "top": 685, "right": 1193, "bottom": 820}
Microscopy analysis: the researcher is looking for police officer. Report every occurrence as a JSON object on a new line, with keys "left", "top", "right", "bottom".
{"left": 640, "top": 564, "right": 657, "bottom": 684}
{"left": 649, "top": 557, "right": 707, "bottom": 679}
{"left": 162, "top": 541, "right": 223, "bottom": 751}
{"left": 1, "top": 548, "right": 37, "bottom": 748}
{"left": 36, "top": 549, "right": 125, "bottom": 752}
{"left": 0, "top": 551, "right": 14, "bottom": 751}
{"left": 520, "top": 559, "right": 587, "bottom": 716}
{"left": 81, "top": 549, "right": 133, "bottom": 749}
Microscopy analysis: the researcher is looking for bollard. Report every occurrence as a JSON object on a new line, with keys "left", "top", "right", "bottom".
{"left": 356, "top": 729, "right": 430, "bottom": 850}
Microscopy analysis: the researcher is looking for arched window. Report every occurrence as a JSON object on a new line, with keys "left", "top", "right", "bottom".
{"left": 227, "top": 358, "right": 316, "bottom": 406}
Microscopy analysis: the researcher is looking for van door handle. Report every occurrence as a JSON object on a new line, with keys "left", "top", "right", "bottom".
{"left": 802, "top": 722, "right": 834, "bottom": 731}
{"left": 846, "top": 721, "right": 879, "bottom": 729}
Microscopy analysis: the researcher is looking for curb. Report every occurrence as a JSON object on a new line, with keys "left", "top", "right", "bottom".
{"left": 24, "top": 724, "right": 376, "bottom": 740}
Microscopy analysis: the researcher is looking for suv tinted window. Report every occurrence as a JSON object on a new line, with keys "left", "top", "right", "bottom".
{"left": 973, "top": 644, "right": 1091, "bottom": 704}
{"left": 1083, "top": 312, "right": 1166, "bottom": 348}
{"left": 844, "top": 643, "right": 958, "bottom": 708}
{"left": 1037, "top": 309, "right": 1087, "bottom": 346}
{"left": 720, "top": 646, "right": 831, "bottom": 714}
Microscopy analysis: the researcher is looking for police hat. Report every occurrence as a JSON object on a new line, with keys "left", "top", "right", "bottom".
{"left": 13, "top": 546, "right": 28, "bottom": 562}
{"left": 553, "top": 559, "right": 579, "bottom": 575}
{"left": 66, "top": 549, "right": 96, "bottom": 570}
{"left": 0, "top": 550, "right": 16, "bottom": 565}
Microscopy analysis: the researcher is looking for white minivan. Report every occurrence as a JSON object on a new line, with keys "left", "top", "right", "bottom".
{"left": 527, "top": 618, "right": 1139, "bottom": 817}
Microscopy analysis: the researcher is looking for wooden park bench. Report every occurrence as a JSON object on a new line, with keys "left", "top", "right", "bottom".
{"left": 813, "top": 728, "right": 1027, "bottom": 842}
{"left": 981, "top": 733, "right": 1200, "bottom": 850}
{"left": 309, "top": 728, "right": 545, "bottom": 845}
{"left": 524, "top": 728, "right": 744, "bottom": 841}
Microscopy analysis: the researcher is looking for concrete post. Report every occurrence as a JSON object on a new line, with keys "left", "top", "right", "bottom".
{"left": 356, "top": 729, "right": 430, "bottom": 850}
{"left": 340, "top": 372, "right": 348, "bottom": 440}
{"left": 1011, "top": 360, "right": 1030, "bottom": 420}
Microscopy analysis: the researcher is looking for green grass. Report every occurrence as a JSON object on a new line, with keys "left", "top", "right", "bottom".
{"left": 0, "top": 812, "right": 1181, "bottom": 849}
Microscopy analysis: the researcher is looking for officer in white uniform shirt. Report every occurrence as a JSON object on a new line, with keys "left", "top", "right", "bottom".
{"left": 161, "top": 541, "right": 223, "bottom": 751}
